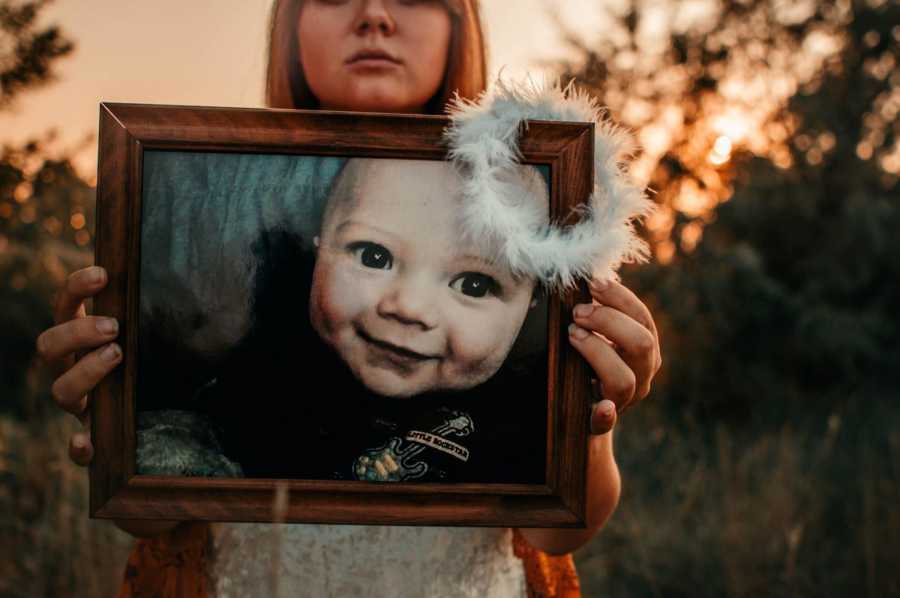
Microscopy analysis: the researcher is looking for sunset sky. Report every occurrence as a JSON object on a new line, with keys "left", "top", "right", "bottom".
{"left": 0, "top": 0, "right": 611, "bottom": 178}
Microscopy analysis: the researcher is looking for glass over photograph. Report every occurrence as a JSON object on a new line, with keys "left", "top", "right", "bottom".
{"left": 134, "top": 150, "right": 550, "bottom": 484}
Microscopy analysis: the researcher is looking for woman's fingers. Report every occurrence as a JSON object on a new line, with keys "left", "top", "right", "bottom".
{"left": 54, "top": 266, "right": 107, "bottom": 324}
{"left": 567, "top": 279, "right": 662, "bottom": 436}
{"left": 39, "top": 266, "right": 112, "bottom": 468}
{"left": 50, "top": 342, "right": 122, "bottom": 420}
{"left": 568, "top": 323, "right": 636, "bottom": 410}
{"left": 69, "top": 426, "right": 94, "bottom": 467}
{"left": 589, "top": 278, "right": 656, "bottom": 338}
{"left": 589, "top": 397, "right": 617, "bottom": 435}
{"left": 37, "top": 315, "right": 119, "bottom": 364}
{"left": 590, "top": 279, "right": 662, "bottom": 367}
{"left": 572, "top": 303, "right": 657, "bottom": 401}
{"left": 39, "top": 266, "right": 112, "bottom": 375}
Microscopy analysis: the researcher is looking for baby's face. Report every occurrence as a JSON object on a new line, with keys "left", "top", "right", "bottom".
{"left": 309, "top": 159, "right": 540, "bottom": 398}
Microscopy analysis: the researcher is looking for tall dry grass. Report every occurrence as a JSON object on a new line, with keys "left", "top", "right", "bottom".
{"left": 575, "top": 396, "right": 900, "bottom": 597}
{"left": 1, "top": 412, "right": 134, "bottom": 598}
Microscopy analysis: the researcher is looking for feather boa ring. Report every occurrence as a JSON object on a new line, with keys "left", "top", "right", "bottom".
{"left": 444, "top": 78, "right": 656, "bottom": 294}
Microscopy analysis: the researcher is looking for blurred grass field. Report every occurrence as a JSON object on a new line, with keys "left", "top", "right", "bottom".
{"left": 575, "top": 396, "right": 900, "bottom": 597}
{"left": 1, "top": 412, "right": 133, "bottom": 597}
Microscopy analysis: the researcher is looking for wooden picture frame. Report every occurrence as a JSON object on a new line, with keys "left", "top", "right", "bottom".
{"left": 90, "top": 102, "right": 594, "bottom": 528}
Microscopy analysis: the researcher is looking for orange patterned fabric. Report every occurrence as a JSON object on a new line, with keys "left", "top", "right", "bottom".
{"left": 116, "top": 523, "right": 580, "bottom": 598}
{"left": 512, "top": 528, "right": 582, "bottom": 598}
{"left": 116, "top": 522, "right": 209, "bottom": 598}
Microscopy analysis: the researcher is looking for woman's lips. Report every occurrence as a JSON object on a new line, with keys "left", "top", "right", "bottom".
{"left": 345, "top": 49, "right": 402, "bottom": 69}
{"left": 346, "top": 58, "right": 401, "bottom": 70}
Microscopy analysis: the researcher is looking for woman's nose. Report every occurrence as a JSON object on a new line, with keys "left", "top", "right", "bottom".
{"left": 377, "top": 278, "right": 438, "bottom": 330}
{"left": 353, "top": 0, "right": 397, "bottom": 37}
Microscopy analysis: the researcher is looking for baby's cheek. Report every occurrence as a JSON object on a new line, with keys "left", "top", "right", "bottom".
{"left": 311, "top": 260, "right": 355, "bottom": 330}
{"left": 445, "top": 309, "right": 519, "bottom": 372}
{"left": 325, "top": 264, "right": 392, "bottom": 327}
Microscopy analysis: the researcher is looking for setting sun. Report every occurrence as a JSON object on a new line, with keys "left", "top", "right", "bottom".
{"left": 709, "top": 135, "right": 733, "bottom": 165}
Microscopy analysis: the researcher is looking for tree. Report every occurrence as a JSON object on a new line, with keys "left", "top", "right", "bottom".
{"left": 551, "top": 0, "right": 899, "bottom": 421}
{"left": 554, "top": 1, "right": 900, "bottom": 595}
{"left": 0, "top": 0, "right": 90, "bottom": 417}
{"left": 1, "top": 7, "right": 129, "bottom": 598}
{"left": 0, "top": 0, "right": 73, "bottom": 108}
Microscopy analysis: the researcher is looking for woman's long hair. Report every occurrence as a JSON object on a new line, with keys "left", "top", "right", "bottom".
{"left": 265, "top": 0, "right": 487, "bottom": 114}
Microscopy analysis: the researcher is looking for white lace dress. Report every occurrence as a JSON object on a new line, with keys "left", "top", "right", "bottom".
{"left": 205, "top": 522, "right": 528, "bottom": 598}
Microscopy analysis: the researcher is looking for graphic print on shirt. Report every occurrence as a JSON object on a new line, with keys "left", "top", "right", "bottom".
{"left": 353, "top": 411, "right": 475, "bottom": 482}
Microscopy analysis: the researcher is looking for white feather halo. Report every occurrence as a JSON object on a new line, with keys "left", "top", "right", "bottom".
{"left": 444, "top": 77, "right": 656, "bottom": 295}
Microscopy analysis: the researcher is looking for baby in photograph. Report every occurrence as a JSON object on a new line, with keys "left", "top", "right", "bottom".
{"left": 137, "top": 156, "right": 551, "bottom": 484}
{"left": 310, "top": 157, "right": 548, "bottom": 398}
{"left": 306, "top": 157, "right": 549, "bottom": 482}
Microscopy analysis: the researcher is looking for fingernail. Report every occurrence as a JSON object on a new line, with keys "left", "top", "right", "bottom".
{"left": 101, "top": 343, "right": 121, "bottom": 361}
{"left": 91, "top": 266, "right": 106, "bottom": 284}
{"left": 568, "top": 323, "right": 589, "bottom": 340}
{"left": 599, "top": 400, "right": 615, "bottom": 416}
{"left": 96, "top": 318, "right": 118, "bottom": 335}
{"left": 72, "top": 434, "right": 86, "bottom": 449}
{"left": 574, "top": 303, "right": 594, "bottom": 318}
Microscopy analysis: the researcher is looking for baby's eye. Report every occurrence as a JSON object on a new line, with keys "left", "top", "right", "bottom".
{"left": 450, "top": 272, "right": 500, "bottom": 298}
{"left": 349, "top": 242, "right": 393, "bottom": 270}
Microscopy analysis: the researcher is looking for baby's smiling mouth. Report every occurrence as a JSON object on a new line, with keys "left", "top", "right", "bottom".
{"left": 356, "top": 327, "right": 439, "bottom": 362}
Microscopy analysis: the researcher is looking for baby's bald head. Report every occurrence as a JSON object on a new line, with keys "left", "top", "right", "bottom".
{"left": 318, "top": 158, "right": 550, "bottom": 266}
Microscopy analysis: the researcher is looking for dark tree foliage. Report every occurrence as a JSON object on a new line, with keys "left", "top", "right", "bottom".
{"left": 553, "top": 0, "right": 899, "bottom": 425}
{"left": 0, "top": 0, "right": 88, "bottom": 419}
{"left": 558, "top": 3, "right": 900, "bottom": 596}
{"left": 0, "top": 0, "right": 74, "bottom": 108}
{"left": 0, "top": 6, "right": 130, "bottom": 598}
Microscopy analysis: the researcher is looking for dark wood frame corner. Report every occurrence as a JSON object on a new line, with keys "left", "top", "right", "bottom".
{"left": 90, "top": 101, "right": 595, "bottom": 528}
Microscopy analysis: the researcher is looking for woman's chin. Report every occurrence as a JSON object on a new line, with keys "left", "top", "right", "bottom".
{"left": 324, "top": 86, "right": 425, "bottom": 114}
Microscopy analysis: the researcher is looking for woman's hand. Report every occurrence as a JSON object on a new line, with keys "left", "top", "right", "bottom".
{"left": 37, "top": 266, "right": 184, "bottom": 539}
{"left": 35, "top": 265, "right": 122, "bottom": 466}
{"left": 518, "top": 278, "right": 659, "bottom": 554}
{"left": 568, "top": 277, "right": 662, "bottom": 435}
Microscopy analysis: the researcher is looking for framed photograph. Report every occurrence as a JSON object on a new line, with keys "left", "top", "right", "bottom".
{"left": 90, "top": 102, "right": 595, "bottom": 528}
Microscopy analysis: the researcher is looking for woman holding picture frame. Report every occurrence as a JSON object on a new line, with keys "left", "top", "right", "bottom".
{"left": 35, "top": 0, "right": 662, "bottom": 596}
